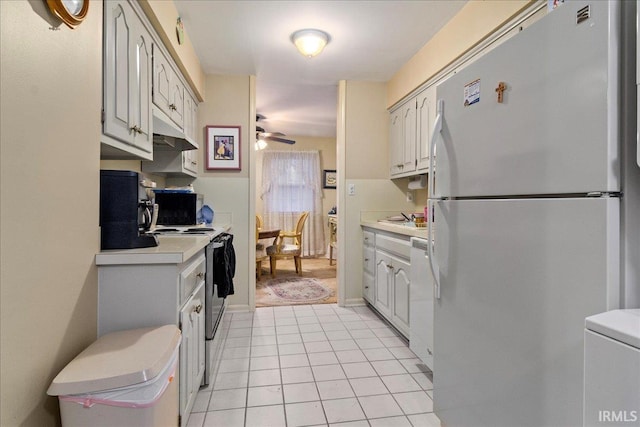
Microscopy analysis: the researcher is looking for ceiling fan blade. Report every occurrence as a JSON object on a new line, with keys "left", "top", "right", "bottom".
{"left": 266, "top": 136, "right": 296, "bottom": 144}
{"left": 256, "top": 113, "right": 292, "bottom": 143}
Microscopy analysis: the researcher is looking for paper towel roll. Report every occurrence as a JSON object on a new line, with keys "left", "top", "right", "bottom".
{"left": 408, "top": 175, "right": 427, "bottom": 190}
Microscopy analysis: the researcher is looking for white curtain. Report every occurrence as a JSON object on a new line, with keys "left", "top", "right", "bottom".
{"left": 261, "top": 150, "right": 326, "bottom": 257}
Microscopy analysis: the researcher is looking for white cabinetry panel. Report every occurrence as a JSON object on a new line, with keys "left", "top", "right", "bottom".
{"left": 98, "top": 251, "right": 207, "bottom": 423}
{"left": 363, "top": 227, "right": 411, "bottom": 338}
{"left": 102, "top": 0, "right": 153, "bottom": 159}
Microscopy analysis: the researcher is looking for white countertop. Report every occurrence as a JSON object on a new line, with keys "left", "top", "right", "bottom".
{"left": 361, "top": 219, "right": 429, "bottom": 239}
{"left": 96, "top": 235, "right": 210, "bottom": 265}
{"left": 96, "top": 225, "right": 231, "bottom": 265}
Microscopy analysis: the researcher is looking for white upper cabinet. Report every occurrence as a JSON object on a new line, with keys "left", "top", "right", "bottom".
{"left": 401, "top": 101, "right": 417, "bottom": 174}
{"left": 416, "top": 86, "right": 435, "bottom": 173}
{"left": 170, "top": 79, "right": 185, "bottom": 129}
{"left": 142, "top": 149, "right": 198, "bottom": 178}
{"left": 102, "top": 0, "right": 153, "bottom": 160}
{"left": 152, "top": 45, "right": 172, "bottom": 119}
{"left": 102, "top": 0, "right": 198, "bottom": 162}
{"left": 389, "top": 85, "right": 436, "bottom": 178}
{"left": 153, "top": 46, "right": 185, "bottom": 129}
{"left": 389, "top": 109, "right": 403, "bottom": 176}
{"left": 183, "top": 93, "right": 199, "bottom": 145}
{"left": 183, "top": 149, "right": 198, "bottom": 175}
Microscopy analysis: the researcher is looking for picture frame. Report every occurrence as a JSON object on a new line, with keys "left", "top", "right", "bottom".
{"left": 323, "top": 169, "right": 337, "bottom": 189}
{"left": 206, "top": 125, "right": 241, "bottom": 170}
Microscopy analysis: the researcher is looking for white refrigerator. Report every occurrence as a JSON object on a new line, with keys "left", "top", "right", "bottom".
{"left": 427, "top": 1, "right": 640, "bottom": 426}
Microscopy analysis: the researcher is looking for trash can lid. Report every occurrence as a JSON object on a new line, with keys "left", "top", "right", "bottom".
{"left": 47, "top": 325, "right": 181, "bottom": 396}
{"left": 585, "top": 309, "right": 640, "bottom": 349}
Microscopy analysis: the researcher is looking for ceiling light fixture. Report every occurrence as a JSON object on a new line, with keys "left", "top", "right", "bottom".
{"left": 255, "top": 139, "right": 267, "bottom": 151}
{"left": 291, "top": 29, "right": 330, "bottom": 58}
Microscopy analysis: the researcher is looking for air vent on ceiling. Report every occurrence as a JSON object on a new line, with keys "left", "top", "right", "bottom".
{"left": 576, "top": 5, "right": 590, "bottom": 24}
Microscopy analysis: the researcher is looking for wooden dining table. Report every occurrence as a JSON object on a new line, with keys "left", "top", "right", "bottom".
{"left": 258, "top": 228, "right": 281, "bottom": 241}
{"left": 256, "top": 229, "right": 280, "bottom": 280}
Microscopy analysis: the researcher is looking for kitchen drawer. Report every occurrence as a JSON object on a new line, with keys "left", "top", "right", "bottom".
{"left": 363, "top": 246, "right": 375, "bottom": 274}
{"left": 376, "top": 233, "right": 410, "bottom": 260}
{"left": 363, "top": 230, "right": 375, "bottom": 246}
{"left": 180, "top": 254, "right": 205, "bottom": 304}
{"left": 363, "top": 271, "right": 375, "bottom": 303}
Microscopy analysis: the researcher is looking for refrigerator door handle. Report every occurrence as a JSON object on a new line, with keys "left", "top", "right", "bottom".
{"left": 428, "top": 99, "right": 444, "bottom": 200}
{"left": 427, "top": 199, "right": 440, "bottom": 299}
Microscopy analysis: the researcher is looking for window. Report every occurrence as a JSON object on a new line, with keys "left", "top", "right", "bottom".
{"left": 260, "top": 150, "right": 325, "bottom": 256}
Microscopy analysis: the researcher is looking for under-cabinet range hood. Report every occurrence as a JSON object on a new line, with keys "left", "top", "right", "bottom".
{"left": 153, "top": 108, "right": 197, "bottom": 151}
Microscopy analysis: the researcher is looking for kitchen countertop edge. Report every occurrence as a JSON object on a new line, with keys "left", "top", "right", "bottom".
{"left": 95, "top": 226, "right": 230, "bottom": 265}
{"left": 361, "top": 220, "right": 429, "bottom": 238}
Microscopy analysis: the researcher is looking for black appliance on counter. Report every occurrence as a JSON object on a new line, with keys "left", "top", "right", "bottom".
{"left": 154, "top": 192, "right": 201, "bottom": 226}
{"left": 100, "top": 170, "right": 158, "bottom": 250}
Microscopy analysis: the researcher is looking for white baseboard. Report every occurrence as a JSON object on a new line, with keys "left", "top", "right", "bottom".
{"left": 226, "top": 304, "right": 252, "bottom": 312}
{"left": 343, "top": 298, "right": 366, "bottom": 307}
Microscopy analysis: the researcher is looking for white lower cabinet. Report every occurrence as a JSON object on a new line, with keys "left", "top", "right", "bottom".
{"left": 374, "top": 253, "right": 393, "bottom": 319}
{"left": 362, "top": 230, "right": 376, "bottom": 303}
{"left": 363, "top": 227, "right": 411, "bottom": 338}
{"left": 97, "top": 251, "right": 206, "bottom": 425}
{"left": 179, "top": 280, "right": 205, "bottom": 421}
{"left": 363, "top": 272, "right": 375, "bottom": 303}
{"left": 390, "top": 255, "right": 410, "bottom": 335}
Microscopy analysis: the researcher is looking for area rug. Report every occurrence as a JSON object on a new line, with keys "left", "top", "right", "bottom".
{"left": 259, "top": 277, "right": 334, "bottom": 306}
{"left": 256, "top": 257, "right": 337, "bottom": 307}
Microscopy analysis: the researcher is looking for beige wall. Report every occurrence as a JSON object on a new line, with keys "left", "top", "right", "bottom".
{"left": 338, "top": 81, "right": 422, "bottom": 304}
{"left": 255, "top": 135, "right": 337, "bottom": 247}
{"left": 99, "top": 160, "right": 168, "bottom": 188}
{"left": 0, "top": 1, "right": 103, "bottom": 425}
{"left": 168, "top": 74, "right": 256, "bottom": 311}
{"left": 387, "top": 0, "right": 534, "bottom": 108}
{"left": 139, "top": 0, "right": 206, "bottom": 101}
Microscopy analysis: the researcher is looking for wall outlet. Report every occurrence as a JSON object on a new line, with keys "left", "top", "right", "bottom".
{"left": 348, "top": 183, "right": 356, "bottom": 196}
{"left": 406, "top": 191, "right": 414, "bottom": 202}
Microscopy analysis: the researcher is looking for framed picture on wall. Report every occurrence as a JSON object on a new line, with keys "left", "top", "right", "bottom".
{"left": 323, "top": 169, "right": 337, "bottom": 189}
{"left": 206, "top": 125, "right": 241, "bottom": 170}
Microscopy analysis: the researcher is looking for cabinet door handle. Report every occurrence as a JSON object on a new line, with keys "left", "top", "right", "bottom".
{"left": 169, "top": 103, "right": 176, "bottom": 111}
{"left": 387, "top": 264, "right": 394, "bottom": 270}
{"left": 196, "top": 272, "right": 204, "bottom": 279}
{"left": 364, "top": 258, "right": 369, "bottom": 262}
{"left": 364, "top": 286, "right": 369, "bottom": 289}
{"left": 193, "top": 304, "right": 202, "bottom": 314}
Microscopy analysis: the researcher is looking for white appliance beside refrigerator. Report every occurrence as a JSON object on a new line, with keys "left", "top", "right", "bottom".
{"left": 427, "top": 1, "right": 639, "bottom": 426}
{"left": 410, "top": 237, "right": 434, "bottom": 371}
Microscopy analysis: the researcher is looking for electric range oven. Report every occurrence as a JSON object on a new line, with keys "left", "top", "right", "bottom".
{"left": 151, "top": 226, "right": 233, "bottom": 385}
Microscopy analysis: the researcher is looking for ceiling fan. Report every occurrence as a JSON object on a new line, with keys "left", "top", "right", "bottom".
{"left": 256, "top": 114, "right": 295, "bottom": 146}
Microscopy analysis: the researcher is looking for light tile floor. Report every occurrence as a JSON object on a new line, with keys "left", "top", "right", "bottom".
{"left": 187, "top": 304, "right": 441, "bottom": 427}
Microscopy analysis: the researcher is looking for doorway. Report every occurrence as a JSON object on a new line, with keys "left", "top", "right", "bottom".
{"left": 254, "top": 136, "right": 338, "bottom": 308}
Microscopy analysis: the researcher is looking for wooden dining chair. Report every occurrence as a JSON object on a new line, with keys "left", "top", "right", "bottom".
{"left": 256, "top": 223, "right": 279, "bottom": 280}
{"left": 256, "top": 214, "right": 264, "bottom": 231}
{"left": 266, "top": 211, "right": 309, "bottom": 277}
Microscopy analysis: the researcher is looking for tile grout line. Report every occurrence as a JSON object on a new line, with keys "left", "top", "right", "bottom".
{"left": 207, "top": 304, "right": 434, "bottom": 426}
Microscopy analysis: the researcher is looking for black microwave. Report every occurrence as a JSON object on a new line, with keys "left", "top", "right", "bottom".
{"left": 154, "top": 192, "right": 202, "bottom": 225}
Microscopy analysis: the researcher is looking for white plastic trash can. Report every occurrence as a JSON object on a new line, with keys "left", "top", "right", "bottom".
{"left": 584, "top": 309, "right": 640, "bottom": 427}
{"left": 47, "top": 325, "right": 181, "bottom": 427}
